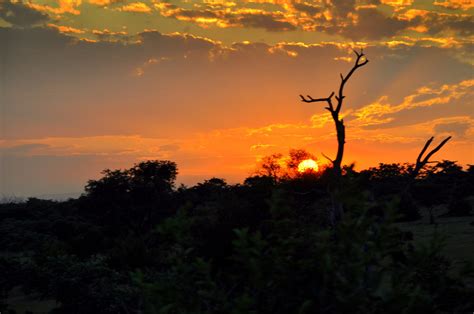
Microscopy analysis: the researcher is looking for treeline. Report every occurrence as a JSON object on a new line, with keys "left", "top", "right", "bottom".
{"left": 1, "top": 159, "right": 473, "bottom": 313}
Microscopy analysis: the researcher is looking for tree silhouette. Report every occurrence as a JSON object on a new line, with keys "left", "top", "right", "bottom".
{"left": 411, "top": 136, "right": 452, "bottom": 180}
{"left": 286, "top": 148, "right": 316, "bottom": 175}
{"left": 257, "top": 153, "right": 284, "bottom": 181}
{"left": 400, "top": 136, "right": 452, "bottom": 221}
{"left": 300, "top": 49, "right": 369, "bottom": 224}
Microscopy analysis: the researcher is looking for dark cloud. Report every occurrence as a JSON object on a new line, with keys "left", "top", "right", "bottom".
{"left": 0, "top": 143, "right": 50, "bottom": 155}
{"left": 409, "top": 11, "right": 474, "bottom": 37}
{"left": 339, "top": 7, "right": 408, "bottom": 40}
{"left": 0, "top": 0, "right": 49, "bottom": 27}
{"left": 434, "top": 121, "right": 471, "bottom": 137}
{"left": 154, "top": 0, "right": 471, "bottom": 39}
{"left": 1, "top": 26, "right": 472, "bottom": 142}
{"left": 331, "top": 0, "right": 357, "bottom": 17}
{"left": 138, "top": 30, "right": 219, "bottom": 58}
{"left": 172, "top": 9, "right": 218, "bottom": 19}
{"left": 160, "top": 5, "right": 296, "bottom": 32}
{"left": 291, "top": 2, "right": 323, "bottom": 16}
{"left": 234, "top": 13, "right": 296, "bottom": 32}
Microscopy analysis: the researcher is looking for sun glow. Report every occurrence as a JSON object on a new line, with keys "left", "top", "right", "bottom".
{"left": 297, "top": 159, "right": 319, "bottom": 173}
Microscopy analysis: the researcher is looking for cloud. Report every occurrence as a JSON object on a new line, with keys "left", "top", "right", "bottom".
{"left": 0, "top": 0, "right": 49, "bottom": 27}
{"left": 0, "top": 136, "right": 176, "bottom": 157}
{"left": 3, "top": 0, "right": 468, "bottom": 45}
{"left": 337, "top": 7, "right": 408, "bottom": 40}
{"left": 434, "top": 120, "right": 472, "bottom": 138}
{"left": 352, "top": 79, "right": 474, "bottom": 128}
{"left": 154, "top": 2, "right": 296, "bottom": 31}
{"left": 330, "top": 0, "right": 357, "bottom": 16}
{"left": 291, "top": 2, "right": 323, "bottom": 16}
{"left": 235, "top": 11, "right": 296, "bottom": 31}
{"left": 48, "top": 23, "right": 85, "bottom": 34}
{"left": 119, "top": 2, "right": 152, "bottom": 13}
{"left": 0, "top": 143, "right": 50, "bottom": 155}
{"left": 1, "top": 25, "right": 473, "bottom": 196}
{"left": 88, "top": 0, "right": 123, "bottom": 6}
{"left": 399, "top": 9, "right": 474, "bottom": 37}
{"left": 2, "top": 26, "right": 472, "bottom": 140}
{"left": 433, "top": 0, "right": 474, "bottom": 10}
{"left": 92, "top": 28, "right": 128, "bottom": 41}
{"left": 380, "top": 0, "right": 414, "bottom": 9}
{"left": 250, "top": 144, "right": 276, "bottom": 150}
{"left": 27, "top": 0, "right": 82, "bottom": 15}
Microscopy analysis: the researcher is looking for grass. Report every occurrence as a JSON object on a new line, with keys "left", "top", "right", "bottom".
{"left": 7, "top": 287, "right": 57, "bottom": 314}
{"left": 398, "top": 212, "right": 474, "bottom": 280}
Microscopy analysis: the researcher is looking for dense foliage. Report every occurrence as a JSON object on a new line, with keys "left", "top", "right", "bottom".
{"left": 1, "top": 159, "right": 473, "bottom": 313}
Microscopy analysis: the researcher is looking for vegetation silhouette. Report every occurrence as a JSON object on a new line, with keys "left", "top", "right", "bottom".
{"left": 1, "top": 53, "right": 474, "bottom": 313}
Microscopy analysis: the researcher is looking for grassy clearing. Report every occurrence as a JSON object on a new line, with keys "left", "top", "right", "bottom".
{"left": 7, "top": 287, "right": 56, "bottom": 314}
{"left": 398, "top": 215, "right": 474, "bottom": 274}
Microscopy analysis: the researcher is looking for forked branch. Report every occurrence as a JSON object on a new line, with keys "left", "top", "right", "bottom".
{"left": 412, "top": 136, "right": 452, "bottom": 178}
{"left": 300, "top": 92, "right": 335, "bottom": 112}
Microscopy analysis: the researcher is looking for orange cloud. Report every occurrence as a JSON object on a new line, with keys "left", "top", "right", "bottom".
{"left": 48, "top": 23, "right": 85, "bottom": 34}
{"left": 380, "top": 0, "right": 414, "bottom": 9}
{"left": 88, "top": 0, "right": 120, "bottom": 5}
{"left": 134, "top": 57, "right": 169, "bottom": 77}
{"left": 153, "top": 2, "right": 297, "bottom": 31}
{"left": 352, "top": 79, "right": 474, "bottom": 127}
{"left": 27, "top": 0, "right": 82, "bottom": 15}
{"left": 4, "top": 112, "right": 472, "bottom": 190}
{"left": 119, "top": 2, "right": 152, "bottom": 13}
{"left": 433, "top": 0, "right": 474, "bottom": 10}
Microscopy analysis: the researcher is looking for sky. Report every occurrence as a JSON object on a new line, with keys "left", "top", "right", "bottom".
{"left": 0, "top": 0, "right": 473, "bottom": 197}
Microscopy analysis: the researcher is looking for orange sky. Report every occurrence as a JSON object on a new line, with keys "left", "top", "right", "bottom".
{"left": 0, "top": 0, "right": 473, "bottom": 197}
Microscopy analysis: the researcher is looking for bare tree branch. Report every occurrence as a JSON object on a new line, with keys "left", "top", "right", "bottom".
{"left": 300, "top": 92, "right": 335, "bottom": 103}
{"left": 321, "top": 152, "right": 334, "bottom": 164}
{"left": 416, "top": 137, "right": 434, "bottom": 166}
{"left": 412, "top": 136, "right": 452, "bottom": 178}
{"left": 422, "top": 136, "right": 452, "bottom": 165}
{"left": 335, "top": 49, "right": 368, "bottom": 113}
{"left": 300, "top": 49, "right": 369, "bottom": 224}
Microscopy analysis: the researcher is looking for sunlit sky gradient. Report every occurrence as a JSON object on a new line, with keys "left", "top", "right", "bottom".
{"left": 0, "top": 0, "right": 473, "bottom": 197}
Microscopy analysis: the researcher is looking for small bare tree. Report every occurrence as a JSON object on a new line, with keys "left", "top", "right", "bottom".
{"left": 401, "top": 136, "right": 452, "bottom": 222}
{"left": 411, "top": 136, "right": 452, "bottom": 180}
{"left": 300, "top": 49, "right": 369, "bottom": 224}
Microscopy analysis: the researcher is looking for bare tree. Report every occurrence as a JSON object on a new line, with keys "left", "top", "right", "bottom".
{"left": 400, "top": 136, "right": 452, "bottom": 222}
{"left": 300, "top": 49, "right": 369, "bottom": 224}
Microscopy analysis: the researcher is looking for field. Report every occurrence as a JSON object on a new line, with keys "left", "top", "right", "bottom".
{"left": 400, "top": 215, "right": 474, "bottom": 275}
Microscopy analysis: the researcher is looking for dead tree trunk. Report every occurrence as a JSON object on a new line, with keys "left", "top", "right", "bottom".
{"left": 300, "top": 49, "right": 368, "bottom": 224}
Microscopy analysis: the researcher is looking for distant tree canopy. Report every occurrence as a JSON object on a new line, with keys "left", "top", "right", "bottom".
{"left": 256, "top": 149, "right": 320, "bottom": 180}
{"left": 81, "top": 160, "right": 178, "bottom": 233}
{"left": 85, "top": 160, "right": 177, "bottom": 197}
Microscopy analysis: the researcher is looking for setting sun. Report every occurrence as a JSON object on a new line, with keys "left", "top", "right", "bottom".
{"left": 297, "top": 159, "right": 319, "bottom": 173}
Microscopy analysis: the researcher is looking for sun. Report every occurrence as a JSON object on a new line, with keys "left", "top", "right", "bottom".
{"left": 297, "top": 159, "right": 319, "bottom": 173}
